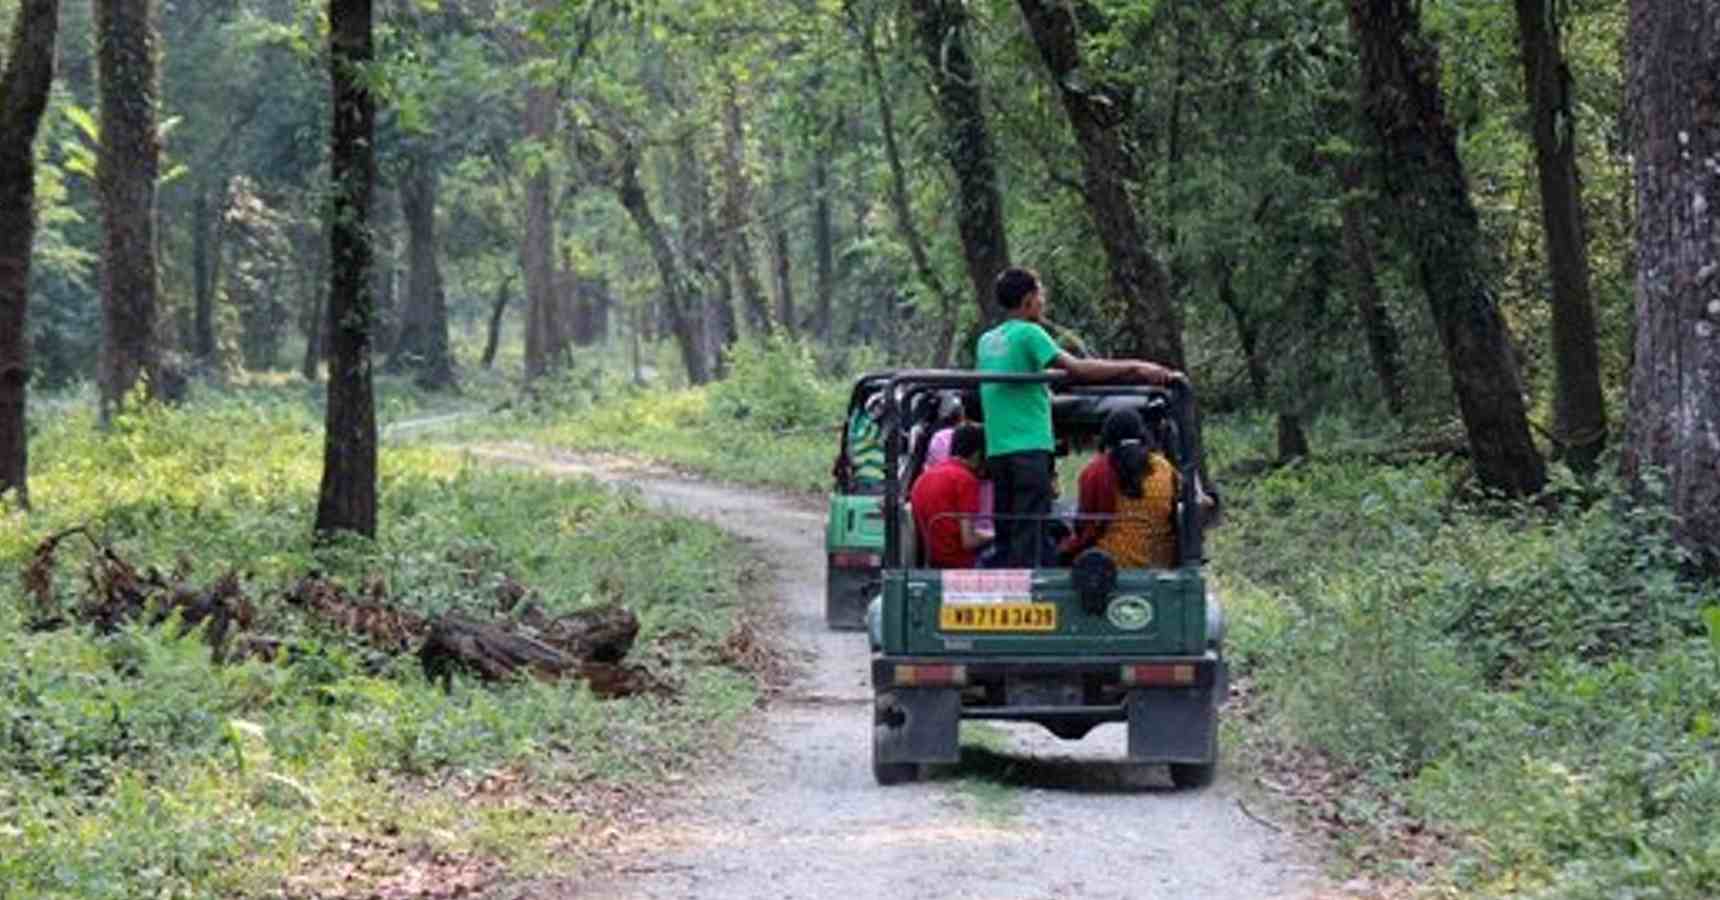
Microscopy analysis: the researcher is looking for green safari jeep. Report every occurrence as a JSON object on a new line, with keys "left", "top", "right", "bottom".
{"left": 825, "top": 373, "right": 892, "bottom": 630}
{"left": 867, "top": 370, "right": 1226, "bottom": 788}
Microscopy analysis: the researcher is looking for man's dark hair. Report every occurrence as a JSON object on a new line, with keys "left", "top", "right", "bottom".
{"left": 951, "top": 424, "right": 985, "bottom": 461}
{"left": 994, "top": 266, "right": 1040, "bottom": 310}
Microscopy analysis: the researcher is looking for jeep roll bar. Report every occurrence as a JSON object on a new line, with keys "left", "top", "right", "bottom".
{"left": 879, "top": 370, "right": 1203, "bottom": 571}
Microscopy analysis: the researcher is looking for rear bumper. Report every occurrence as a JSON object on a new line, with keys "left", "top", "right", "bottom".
{"left": 871, "top": 652, "right": 1224, "bottom": 691}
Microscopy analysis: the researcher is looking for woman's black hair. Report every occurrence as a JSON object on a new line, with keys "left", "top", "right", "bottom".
{"left": 1101, "top": 408, "right": 1157, "bottom": 498}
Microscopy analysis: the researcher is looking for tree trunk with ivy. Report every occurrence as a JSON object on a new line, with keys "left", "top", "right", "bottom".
{"left": 315, "top": 0, "right": 378, "bottom": 540}
{"left": 1623, "top": 0, "right": 1720, "bottom": 573}
{"left": 907, "top": 0, "right": 1008, "bottom": 333}
{"left": 96, "top": 0, "right": 162, "bottom": 424}
{"left": 0, "top": 0, "right": 61, "bottom": 508}
{"left": 1347, "top": 0, "right": 1546, "bottom": 497}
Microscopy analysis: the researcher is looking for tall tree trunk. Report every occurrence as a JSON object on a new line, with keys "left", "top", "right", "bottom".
{"left": 481, "top": 275, "right": 510, "bottom": 369}
{"left": 610, "top": 144, "right": 709, "bottom": 385}
{"left": 370, "top": 184, "right": 398, "bottom": 354}
{"left": 316, "top": 0, "right": 378, "bottom": 540}
{"left": 1213, "top": 257, "right": 1269, "bottom": 403}
{"left": 678, "top": 132, "right": 736, "bottom": 375}
{"left": 1348, "top": 0, "right": 1546, "bottom": 497}
{"left": 0, "top": 0, "right": 60, "bottom": 509}
{"left": 1623, "top": 0, "right": 1720, "bottom": 573}
{"left": 812, "top": 148, "right": 834, "bottom": 341}
{"left": 1016, "top": 0, "right": 1186, "bottom": 368}
{"left": 765, "top": 142, "right": 795, "bottom": 336}
{"left": 720, "top": 81, "right": 771, "bottom": 335}
{"left": 908, "top": 0, "right": 1009, "bottom": 332}
{"left": 1163, "top": 0, "right": 1192, "bottom": 301}
{"left": 96, "top": 0, "right": 161, "bottom": 424}
{"left": 299, "top": 218, "right": 328, "bottom": 381}
{"left": 521, "top": 80, "right": 555, "bottom": 381}
{"left": 1515, "top": 0, "right": 1607, "bottom": 472}
{"left": 855, "top": 4, "right": 958, "bottom": 364}
{"left": 192, "top": 179, "right": 219, "bottom": 366}
{"left": 1336, "top": 159, "right": 1406, "bottom": 416}
{"left": 390, "top": 152, "right": 457, "bottom": 389}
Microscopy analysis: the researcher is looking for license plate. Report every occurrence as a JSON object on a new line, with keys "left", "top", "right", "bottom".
{"left": 939, "top": 603, "right": 1057, "bottom": 632}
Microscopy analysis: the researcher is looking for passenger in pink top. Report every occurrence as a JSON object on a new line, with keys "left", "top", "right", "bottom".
{"left": 925, "top": 395, "right": 994, "bottom": 528}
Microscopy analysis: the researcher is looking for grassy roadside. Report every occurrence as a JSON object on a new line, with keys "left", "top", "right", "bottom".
{"left": 0, "top": 381, "right": 770, "bottom": 899}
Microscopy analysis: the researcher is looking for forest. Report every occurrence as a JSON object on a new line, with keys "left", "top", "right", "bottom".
{"left": 2, "top": 0, "right": 1720, "bottom": 897}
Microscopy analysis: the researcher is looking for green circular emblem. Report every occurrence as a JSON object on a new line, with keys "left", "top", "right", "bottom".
{"left": 1106, "top": 594, "right": 1155, "bottom": 631}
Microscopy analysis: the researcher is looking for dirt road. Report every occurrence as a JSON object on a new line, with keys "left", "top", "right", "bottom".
{"left": 470, "top": 444, "right": 1322, "bottom": 900}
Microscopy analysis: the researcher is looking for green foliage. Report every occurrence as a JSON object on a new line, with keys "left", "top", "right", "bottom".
{"left": 1213, "top": 412, "right": 1720, "bottom": 897}
{"left": 512, "top": 339, "right": 849, "bottom": 493}
{"left": 0, "top": 388, "right": 763, "bottom": 896}
{"left": 706, "top": 335, "right": 838, "bottom": 431}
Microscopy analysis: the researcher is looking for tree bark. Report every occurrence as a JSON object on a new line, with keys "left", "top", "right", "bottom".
{"left": 1016, "top": 0, "right": 1186, "bottom": 368}
{"left": 0, "top": 0, "right": 60, "bottom": 509}
{"left": 521, "top": 79, "right": 555, "bottom": 381}
{"left": 96, "top": 0, "right": 162, "bottom": 424}
{"left": 611, "top": 143, "right": 709, "bottom": 384}
{"left": 299, "top": 218, "right": 328, "bottom": 381}
{"left": 1347, "top": 0, "right": 1546, "bottom": 497}
{"left": 389, "top": 151, "right": 457, "bottom": 389}
{"left": 812, "top": 149, "right": 834, "bottom": 341}
{"left": 480, "top": 274, "right": 510, "bottom": 369}
{"left": 1514, "top": 0, "right": 1607, "bottom": 472}
{"left": 855, "top": 5, "right": 958, "bottom": 364}
{"left": 721, "top": 81, "right": 772, "bottom": 336}
{"left": 315, "top": 0, "right": 378, "bottom": 540}
{"left": 907, "top": 0, "right": 1009, "bottom": 332}
{"left": 1623, "top": 0, "right": 1720, "bottom": 572}
{"left": 1336, "top": 159, "right": 1406, "bottom": 416}
{"left": 192, "top": 180, "right": 218, "bottom": 366}
{"left": 765, "top": 142, "right": 795, "bottom": 336}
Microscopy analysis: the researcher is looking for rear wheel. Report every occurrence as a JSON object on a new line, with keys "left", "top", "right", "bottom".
{"left": 1168, "top": 759, "right": 1217, "bottom": 789}
{"left": 872, "top": 690, "right": 919, "bottom": 785}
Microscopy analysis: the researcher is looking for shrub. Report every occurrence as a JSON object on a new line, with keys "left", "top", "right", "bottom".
{"left": 707, "top": 335, "right": 837, "bottom": 431}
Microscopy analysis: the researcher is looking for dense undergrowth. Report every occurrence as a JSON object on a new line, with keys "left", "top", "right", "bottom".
{"left": 0, "top": 378, "right": 763, "bottom": 899}
{"left": 1208, "top": 414, "right": 1720, "bottom": 899}
{"left": 536, "top": 362, "right": 1720, "bottom": 899}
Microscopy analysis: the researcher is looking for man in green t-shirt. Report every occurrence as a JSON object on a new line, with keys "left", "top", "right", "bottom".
{"left": 977, "top": 266, "right": 1183, "bottom": 567}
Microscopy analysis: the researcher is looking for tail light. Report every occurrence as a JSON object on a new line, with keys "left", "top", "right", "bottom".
{"left": 831, "top": 552, "right": 882, "bottom": 568}
{"left": 894, "top": 664, "right": 967, "bottom": 687}
{"left": 1121, "top": 664, "right": 1197, "bottom": 687}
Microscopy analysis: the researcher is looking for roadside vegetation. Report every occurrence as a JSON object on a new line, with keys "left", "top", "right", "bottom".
{"left": 536, "top": 364, "right": 1720, "bottom": 899}
{"left": 506, "top": 336, "right": 845, "bottom": 494}
{"left": 0, "top": 380, "right": 766, "bottom": 899}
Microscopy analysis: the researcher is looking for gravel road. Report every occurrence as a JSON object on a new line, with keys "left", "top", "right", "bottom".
{"left": 469, "top": 444, "right": 1325, "bottom": 900}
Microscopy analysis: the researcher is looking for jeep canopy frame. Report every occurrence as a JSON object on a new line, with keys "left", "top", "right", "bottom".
{"left": 877, "top": 369, "right": 1203, "bottom": 571}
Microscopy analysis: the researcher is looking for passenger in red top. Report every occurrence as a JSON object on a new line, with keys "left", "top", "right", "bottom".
{"left": 911, "top": 424, "right": 994, "bottom": 568}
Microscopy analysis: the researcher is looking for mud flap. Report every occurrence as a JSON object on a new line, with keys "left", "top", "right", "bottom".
{"left": 874, "top": 688, "right": 961, "bottom": 765}
{"left": 826, "top": 566, "right": 876, "bottom": 631}
{"left": 1126, "top": 687, "right": 1218, "bottom": 764}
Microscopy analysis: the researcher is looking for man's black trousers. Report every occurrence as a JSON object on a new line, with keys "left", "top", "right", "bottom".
{"left": 987, "top": 450, "right": 1054, "bottom": 567}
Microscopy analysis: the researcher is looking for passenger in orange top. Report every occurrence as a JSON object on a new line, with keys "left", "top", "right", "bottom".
{"left": 1060, "top": 409, "right": 1180, "bottom": 568}
{"left": 911, "top": 425, "right": 994, "bottom": 568}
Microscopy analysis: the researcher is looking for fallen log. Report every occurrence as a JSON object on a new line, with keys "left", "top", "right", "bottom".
{"left": 419, "top": 613, "right": 668, "bottom": 698}
{"left": 517, "top": 601, "right": 639, "bottom": 663}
